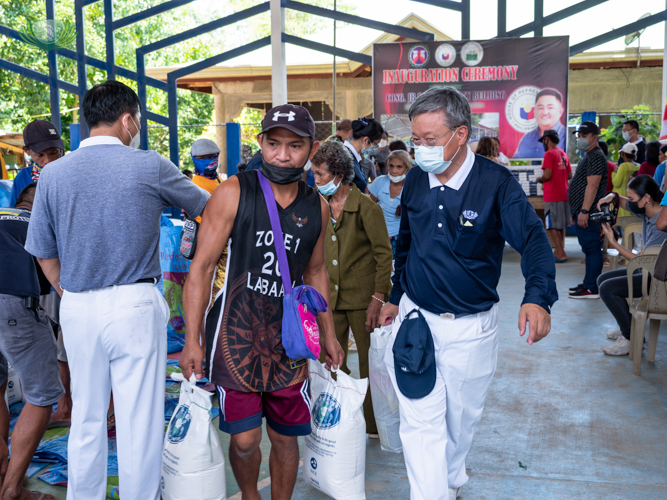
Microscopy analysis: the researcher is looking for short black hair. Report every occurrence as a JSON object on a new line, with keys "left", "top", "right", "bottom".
{"left": 535, "top": 88, "right": 562, "bottom": 104}
{"left": 15, "top": 183, "right": 36, "bottom": 207}
{"left": 236, "top": 162, "right": 247, "bottom": 173}
{"left": 623, "top": 120, "right": 639, "bottom": 131}
{"left": 660, "top": 144, "right": 667, "bottom": 155}
{"left": 598, "top": 140, "right": 609, "bottom": 157}
{"left": 82, "top": 80, "right": 142, "bottom": 129}
{"left": 646, "top": 140, "right": 661, "bottom": 166}
{"left": 182, "top": 169, "right": 193, "bottom": 177}
{"left": 389, "top": 140, "right": 408, "bottom": 152}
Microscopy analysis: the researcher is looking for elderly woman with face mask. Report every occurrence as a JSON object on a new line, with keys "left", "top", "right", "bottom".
{"left": 311, "top": 140, "right": 393, "bottom": 438}
{"left": 368, "top": 150, "right": 412, "bottom": 256}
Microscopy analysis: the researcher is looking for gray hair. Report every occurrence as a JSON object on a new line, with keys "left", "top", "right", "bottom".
{"left": 408, "top": 87, "right": 472, "bottom": 141}
{"left": 386, "top": 150, "right": 412, "bottom": 171}
{"left": 311, "top": 140, "right": 356, "bottom": 184}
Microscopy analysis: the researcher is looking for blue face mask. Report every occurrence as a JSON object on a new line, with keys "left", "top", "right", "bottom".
{"left": 192, "top": 155, "right": 218, "bottom": 179}
{"left": 414, "top": 128, "right": 460, "bottom": 174}
{"left": 317, "top": 178, "right": 341, "bottom": 196}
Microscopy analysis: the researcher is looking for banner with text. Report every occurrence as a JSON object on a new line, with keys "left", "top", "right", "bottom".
{"left": 373, "top": 37, "right": 569, "bottom": 159}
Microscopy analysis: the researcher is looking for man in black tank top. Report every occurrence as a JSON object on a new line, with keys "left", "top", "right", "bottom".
{"left": 182, "top": 104, "right": 344, "bottom": 499}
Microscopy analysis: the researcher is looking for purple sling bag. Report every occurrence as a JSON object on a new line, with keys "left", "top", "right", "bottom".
{"left": 257, "top": 171, "right": 328, "bottom": 360}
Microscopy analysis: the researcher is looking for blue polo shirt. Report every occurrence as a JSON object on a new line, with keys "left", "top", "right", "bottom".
{"left": 513, "top": 121, "right": 567, "bottom": 159}
{"left": 389, "top": 147, "right": 557, "bottom": 316}
{"left": 368, "top": 175, "right": 402, "bottom": 237}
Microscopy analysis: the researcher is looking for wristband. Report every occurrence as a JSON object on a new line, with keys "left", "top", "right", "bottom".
{"left": 372, "top": 295, "right": 386, "bottom": 305}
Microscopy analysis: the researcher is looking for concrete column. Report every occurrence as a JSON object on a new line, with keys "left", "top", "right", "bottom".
{"left": 270, "top": 0, "right": 287, "bottom": 107}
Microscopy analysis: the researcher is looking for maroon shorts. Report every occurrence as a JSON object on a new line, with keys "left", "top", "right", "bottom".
{"left": 216, "top": 379, "right": 312, "bottom": 436}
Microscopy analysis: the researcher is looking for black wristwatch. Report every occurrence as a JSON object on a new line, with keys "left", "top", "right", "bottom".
{"left": 581, "top": 208, "right": 590, "bottom": 214}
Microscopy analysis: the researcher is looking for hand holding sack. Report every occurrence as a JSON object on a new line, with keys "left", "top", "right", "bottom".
{"left": 303, "top": 360, "right": 368, "bottom": 500}
{"left": 161, "top": 373, "right": 226, "bottom": 500}
{"left": 369, "top": 325, "right": 402, "bottom": 453}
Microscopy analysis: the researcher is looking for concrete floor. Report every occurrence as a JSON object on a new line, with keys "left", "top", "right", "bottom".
{"left": 26, "top": 237, "right": 667, "bottom": 499}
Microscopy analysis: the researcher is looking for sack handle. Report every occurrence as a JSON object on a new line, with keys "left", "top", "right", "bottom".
{"left": 257, "top": 171, "right": 293, "bottom": 295}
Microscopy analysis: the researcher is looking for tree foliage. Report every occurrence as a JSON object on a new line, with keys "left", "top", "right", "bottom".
{"left": 0, "top": 0, "right": 352, "bottom": 167}
{"left": 599, "top": 105, "right": 661, "bottom": 161}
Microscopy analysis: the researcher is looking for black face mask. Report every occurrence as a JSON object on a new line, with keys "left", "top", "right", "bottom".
{"left": 259, "top": 159, "right": 305, "bottom": 185}
{"left": 627, "top": 199, "right": 646, "bottom": 215}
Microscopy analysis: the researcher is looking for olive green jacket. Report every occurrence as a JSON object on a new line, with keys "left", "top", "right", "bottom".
{"left": 325, "top": 185, "right": 393, "bottom": 310}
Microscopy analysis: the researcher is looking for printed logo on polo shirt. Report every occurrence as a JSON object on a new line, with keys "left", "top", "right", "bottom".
{"left": 459, "top": 210, "right": 478, "bottom": 227}
{"left": 505, "top": 86, "right": 540, "bottom": 133}
{"left": 312, "top": 393, "right": 341, "bottom": 429}
{"left": 167, "top": 405, "right": 192, "bottom": 443}
{"left": 435, "top": 44, "right": 456, "bottom": 67}
{"left": 409, "top": 45, "right": 429, "bottom": 68}
{"left": 461, "top": 42, "right": 483, "bottom": 66}
{"left": 292, "top": 213, "right": 308, "bottom": 227}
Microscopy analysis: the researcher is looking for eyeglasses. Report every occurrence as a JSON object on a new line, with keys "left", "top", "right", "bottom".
{"left": 409, "top": 127, "right": 457, "bottom": 149}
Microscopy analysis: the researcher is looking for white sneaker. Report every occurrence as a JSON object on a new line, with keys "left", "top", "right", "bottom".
{"left": 449, "top": 486, "right": 462, "bottom": 499}
{"left": 603, "top": 336, "right": 630, "bottom": 356}
{"left": 606, "top": 329, "right": 622, "bottom": 340}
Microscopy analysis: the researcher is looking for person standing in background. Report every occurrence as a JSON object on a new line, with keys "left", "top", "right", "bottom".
{"left": 639, "top": 141, "right": 661, "bottom": 177}
{"left": 368, "top": 150, "right": 412, "bottom": 256}
{"left": 568, "top": 121, "right": 608, "bottom": 299}
{"left": 311, "top": 140, "right": 392, "bottom": 439}
{"left": 598, "top": 141, "right": 616, "bottom": 194}
{"left": 620, "top": 120, "right": 646, "bottom": 164}
{"left": 613, "top": 143, "right": 640, "bottom": 217}
{"left": 536, "top": 129, "right": 571, "bottom": 263}
{"left": 334, "top": 119, "right": 353, "bottom": 143}
{"left": 190, "top": 138, "right": 221, "bottom": 223}
{"left": 475, "top": 137, "right": 501, "bottom": 164}
{"left": 0, "top": 184, "right": 64, "bottom": 500}
{"left": 10, "top": 120, "right": 64, "bottom": 207}
{"left": 368, "top": 132, "right": 390, "bottom": 176}
{"left": 25, "top": 80, "right": 209, "bottom": 500}
{"left": 653, "top": 144, "right": 667, "bottom": 193}
{"left": 343, "top": 118, "right": 384, "bottom": 193}
{"left": 490, "top": 136, "right": 511, "bottom": 167}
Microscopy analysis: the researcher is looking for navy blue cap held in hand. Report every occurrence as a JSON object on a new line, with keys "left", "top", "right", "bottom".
{"left": 392, "top": 308, "right": 436, "bottom": 399}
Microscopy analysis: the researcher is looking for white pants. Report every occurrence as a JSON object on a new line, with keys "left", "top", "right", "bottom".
{"left": 384, "top": 295, "right": 499, "bottom": 500}
{"left": 60, "top": 283, "right": 169, "bottom": 500}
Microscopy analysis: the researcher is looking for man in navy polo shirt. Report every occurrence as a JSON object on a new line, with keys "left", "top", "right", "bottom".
{"left": 379, "top": 87, "right": 557, "bottom": 500}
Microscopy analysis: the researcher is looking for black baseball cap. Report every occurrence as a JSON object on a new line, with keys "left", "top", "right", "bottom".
{"left": 573, "top": 121, "right": 599, "bottom": 136}
{"left": 23, "top": 120, "right": 64, "bottom": 153}
{"left": 538, "top": 129, "right": 559, "bottom": 143}
{"left": 392, "top": 309, "right": 436, "bottom": 399}
{"left": 260, "top": 104, "right": 316, "bottom": 140}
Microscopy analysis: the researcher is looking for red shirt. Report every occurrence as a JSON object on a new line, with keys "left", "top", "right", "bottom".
{"left": 606, "top": 161, "right": 615, "bottom": 193}
{"left": 638, "top": 161, "right": 658, "bottom": 177}
{"left": 542, "top": 147, "right": 571, "bottom": 202}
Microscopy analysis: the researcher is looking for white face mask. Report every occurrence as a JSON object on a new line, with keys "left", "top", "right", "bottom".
{"left": 622, "top": 130, "right": 631, "bottom": 142}
{"left": 378, "top": 139, "right": 388, "bottom": 148}
{"left": 414, "top": 128, "right": 459, "bottom": 174}
{"left": 388, "top": 173, "right": 406, "bottom": 183}
{"left": 124, "top": 115, "right": 141, "bottom": 149}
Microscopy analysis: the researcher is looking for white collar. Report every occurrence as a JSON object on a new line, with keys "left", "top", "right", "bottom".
{"left": 79, "top": 135, "right": 124, "bottom": 148}
{"left": 343, "top": 141, "right": 361, "bottom": 162}
{"left": 428, "top": 146, "right": 474, "bottom": 191}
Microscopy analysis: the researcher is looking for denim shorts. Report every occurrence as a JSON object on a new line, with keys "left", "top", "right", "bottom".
{"left": 0, "top": 294, "right": 64, "bottom": 406}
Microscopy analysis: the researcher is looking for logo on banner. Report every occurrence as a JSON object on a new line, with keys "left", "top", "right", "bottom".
{"left": 461, "top": 42, "right": 483, "bottom": 66}
{"left": 409, "top": 45, "right": 429, "bottom": 68}
{"left": 505, "top": 86, "right": 540, "bottom": 133}
{"left": 435, "top": 44, "right": 456, "bottom": 67}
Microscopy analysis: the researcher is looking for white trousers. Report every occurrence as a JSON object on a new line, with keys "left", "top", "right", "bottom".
{"left": 60, "top": 283, "right": 168, "bottom": 500}
{"left": 384, "top": 295, "right": 499, "bottom": 500}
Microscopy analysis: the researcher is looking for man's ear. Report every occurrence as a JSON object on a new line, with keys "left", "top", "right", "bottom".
{"left": 257, "top": 134, "right": 263, "bottom": 149}
{"left": 309, "top": 140, "right": 320, "bottom": 160}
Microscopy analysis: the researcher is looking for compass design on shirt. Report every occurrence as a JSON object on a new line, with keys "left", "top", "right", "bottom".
{"left": 220, "top": 273, "right": 306, "bottom": 392}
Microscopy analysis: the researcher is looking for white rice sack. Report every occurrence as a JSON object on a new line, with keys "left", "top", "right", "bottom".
{"left": 161, "top": 373, "right": 226, "bottom": 500}
{"left": 369, "top": 325, "right": 402, "bottom": 453}
{"left": 303, "top": 360, "right": 368, "bottom": 500}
